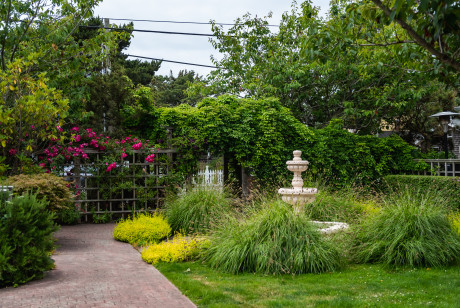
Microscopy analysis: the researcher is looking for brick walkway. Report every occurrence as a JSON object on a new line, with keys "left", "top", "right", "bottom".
{"left": 0, "top": 223, "right": 196, "bottom": 308}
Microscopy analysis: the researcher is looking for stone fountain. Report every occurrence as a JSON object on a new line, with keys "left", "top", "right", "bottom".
{"left": 278, "top": 150, "right": 317, "bottom": 214}
{"left": 278, "top": 150, "right": 348, "bottom": 234}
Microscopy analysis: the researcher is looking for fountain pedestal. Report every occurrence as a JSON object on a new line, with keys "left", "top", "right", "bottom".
{"left": 278, "top": 150, "right": 349, "bottom": 234}
{"left": 278, "top": 150, "right": 317, "bottom": 214}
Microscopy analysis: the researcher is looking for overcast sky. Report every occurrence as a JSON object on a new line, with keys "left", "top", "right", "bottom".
{"left": 94, "top": 0, "right": 330, "bottom": 77}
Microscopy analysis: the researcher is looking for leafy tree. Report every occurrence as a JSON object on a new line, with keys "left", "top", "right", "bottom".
{"left": 205, "top": 0, "right": 457, "bottom": 139}
{"left": 0, "top": 0, "right": 126, "bottom": 175}
{"left": 120, "top": 58, "right": 161, "bottom": 86}
{"left": 367, "top": 0, "right": 460, "bottom": 72}
{"left": 151, "top": 70, "right": 204, "bottom": 107}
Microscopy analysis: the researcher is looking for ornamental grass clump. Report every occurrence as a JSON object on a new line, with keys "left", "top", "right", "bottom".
{"left": 165, "top": 186, "right": 232, "bottom": 234}
{"left": 113, "top": 212, "right": 171, "bottom": 246}
{"left": 141, "top": 234, "right": 208, "bottom": 264}
{"left": 203, "top": 200, "right": 342, "bottom": 275}
{"left": 352, "top": 186, "right": 460, "bottom": 268}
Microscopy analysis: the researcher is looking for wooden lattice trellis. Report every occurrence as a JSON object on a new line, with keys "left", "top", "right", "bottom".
{"left": 60, "top": 148, "right": 177, "bottom": 221}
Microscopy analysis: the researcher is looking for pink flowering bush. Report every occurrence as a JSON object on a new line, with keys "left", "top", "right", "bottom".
{"left": 36, "top": 126, "right": 158, "bottom": 205}
{"left": 38, "top": 127, "right": 156, "bottom": 171}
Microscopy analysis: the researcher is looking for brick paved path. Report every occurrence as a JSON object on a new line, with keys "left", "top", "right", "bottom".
{"left": 0, "top": 223, "right": 196, "bottom": 308}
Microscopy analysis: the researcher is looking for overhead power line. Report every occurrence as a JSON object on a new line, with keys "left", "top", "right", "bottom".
{"left": 79, "top": 25, "right": 220, "bottom": 37}
{"left": 105, "top": 18, "right": 280, "bottom": 28}
{"left": 126, "top": 54, "right": 222, "bottom": 69}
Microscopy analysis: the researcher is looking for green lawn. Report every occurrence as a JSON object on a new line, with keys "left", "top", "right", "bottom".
{"left": 156, "top": 262, "right": 460, "bottom": 307}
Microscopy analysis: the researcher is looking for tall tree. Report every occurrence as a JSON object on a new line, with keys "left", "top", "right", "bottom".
{"left": 151, "top": 70, "right": 204, "bottom": 107}
{"left": 205, "top": 0, "right": 457, "bottom": 139}
{"left": 0, "top": 0, "right": 124, "bottom": 174}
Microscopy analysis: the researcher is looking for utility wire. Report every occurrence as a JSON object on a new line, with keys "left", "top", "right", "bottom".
{"left": 126, "top": 54, "right": 222, "bottom": 69}
{"left": 79, "top": 25, "right": 221, "bottom": 37}
{"left": 105, "top": 17, "right": 280, "bottom": 27}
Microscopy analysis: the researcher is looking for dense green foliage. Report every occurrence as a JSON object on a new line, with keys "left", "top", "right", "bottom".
{"left": 165, "top": 186, "right": 232, "bottom": 234}
{"left": 382, "top": 175, "right": 460, "bottom": 209}
{"left": 8, "top": 173, "right": 73, "bottom": 212}
{"left": 0, "top": 193, "right": 59, "bottom": 288}
{"left": 113, "top": 213, "right": 171, "bottom": 246}
{"left": 204, "top": 200, "right": 342, "bottom": 275}
{"left": 136, "top": 96, "right": 425, "bottom": 186}
{"left": 55, "top": 207, "right": 81, "bottom": 225}
{"left": 352, "top": 187, "right": 460, "bottom": 268}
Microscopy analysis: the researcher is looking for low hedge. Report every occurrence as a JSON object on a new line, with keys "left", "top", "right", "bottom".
{"left": 382, "top": 175, "right": 460, "bottom": 209}
{"left": 113, "top": 213, "right": 171, "bottom": 246}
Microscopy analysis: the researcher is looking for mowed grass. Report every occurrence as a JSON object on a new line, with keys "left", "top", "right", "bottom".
{"left": 156, "top": 262, "right": 460, "bottom": 307}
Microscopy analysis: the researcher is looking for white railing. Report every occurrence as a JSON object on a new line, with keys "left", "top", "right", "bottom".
{"left": 191, "top": 165, "right": 223, "bottom": 187}
{"left": 416, "top": 159, "right": 460, "bottom": 177}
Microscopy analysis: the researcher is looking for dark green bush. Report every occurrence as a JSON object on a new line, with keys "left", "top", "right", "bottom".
{"left": 203, "top": 200, "right": 342, "bottom": 275}
{"left": 351, "top": 186, "right": 460, "bottom": 268}
{"left": 165, "top": 186, "right": 232, "bottom": 234}
{"left": 382, "top": 175, "right": 460, "bottom": 209}
{"left": 303, "top": 120, "right": 427, "bottom": 187}
{"left": 0, "top": 193, "right": 59, "bottom": 287}
{"left": 8, "top": 173, "right": 73, "bottom": 212}
{"left": 55, "top": 206, "right": 81, "bottom": 225}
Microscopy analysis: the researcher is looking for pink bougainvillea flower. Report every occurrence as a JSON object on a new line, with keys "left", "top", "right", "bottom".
{"left": 122, "top": 152, "right": 127, "bottom": 159}
{"left": 74, "top": 134, "right": 81, "bottom": 142}
{"left": 106, "top": 162, "right": 117, "bottom": 172}
{"left": 71, "top": 126, "right": 79, "bottom": 132}
{"left": 90, "top": 139, "right": 99, "bottom": 148}
{"left": 57, "top": 126, "right": 63, "bottom": 132}
{"left": 39, "top": 163, "right": 46, "bottom": 168}
{"left": 132, "top": 142, "right": 142, "bottom": 150}
{"left": 145, "top": 154, "right": 155, "bottom": 163}
{"left": 8, "top": 148, "right": 18, "bottom": 156}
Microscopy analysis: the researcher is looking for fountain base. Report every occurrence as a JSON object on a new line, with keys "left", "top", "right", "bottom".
{"left": 278, "top": 187, "right": 318, "bottom": 214}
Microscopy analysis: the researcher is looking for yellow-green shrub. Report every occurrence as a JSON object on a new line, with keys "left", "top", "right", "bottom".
{"left": 8, "top": 173, "right": 72, "bottom": 212}
{"left": 113, "top": 213, "right": 171, "bottom": 245}
{"left": 449, "top": 211, "right": 460, "bottom": 235}
{"left": 356, "top": 201, "right": 381, "bottom": 217}
{"left": 141, "top": 234, "right": 208, "bottom": 264}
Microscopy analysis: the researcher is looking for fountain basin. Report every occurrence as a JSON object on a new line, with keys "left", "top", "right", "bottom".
{"left": 278, "top": 187, "right": 318, "bottom": 214}
{"left": 311, "top": 221, "right": 349, "bottom": 234}
{"left": 278, "top": 188, "right": 318, "bottom": 204}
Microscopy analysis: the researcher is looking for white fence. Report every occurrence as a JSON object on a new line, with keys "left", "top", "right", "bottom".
{"left": 191, "top": 165, "right": 223, "bottom": 187}
{"left": 416, "top": 159, "right": 460, "bottom": 177}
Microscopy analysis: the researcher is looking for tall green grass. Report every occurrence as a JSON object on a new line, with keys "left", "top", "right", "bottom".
{"left": 203, "top": 200, "right": 342, "bottom": 275}
{"left": 165, "top": 186, "right": 232, "bottom": 234}
{"left": 352, "top": 186, "right": 460, "bottom": 268}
